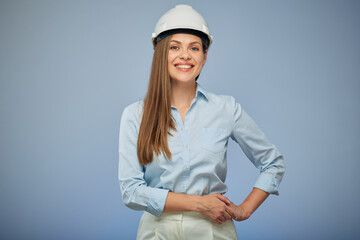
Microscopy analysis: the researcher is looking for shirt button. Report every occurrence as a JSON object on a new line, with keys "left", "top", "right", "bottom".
{"left": 185, "top": 127, "right": 190, "bottom": 130}
{"left": 185, "top": 145, "right": 189, "bottom": 148}
{"left": 185, "top": 165, "right": 189, "bottom": 169}
{"left": 182, "top": 185, "right": 186, "bottom": 189}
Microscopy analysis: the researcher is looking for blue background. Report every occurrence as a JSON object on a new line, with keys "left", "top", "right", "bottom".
{"left": 1, "top": 0, "right": 359, "bottom": 239}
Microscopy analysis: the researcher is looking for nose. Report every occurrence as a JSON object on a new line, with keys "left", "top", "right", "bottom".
{"left": 179, "top": 48, "right": 191, "bottom": 60}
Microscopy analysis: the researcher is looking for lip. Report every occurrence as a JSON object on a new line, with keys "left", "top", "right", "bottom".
{"left": 174, "top": 63, "right": 194, "bottom": 72}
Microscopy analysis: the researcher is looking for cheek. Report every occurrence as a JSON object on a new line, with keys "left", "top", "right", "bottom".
{"left": 167, "top": 59, "right": 173, "bottom": 69}
{"left": 168, "top": 52, "right": 177, "bottom": 63}
{"left": 197, "top": 58, "right": 205, "bottom": 67}
{"left": 196, "top": 54, "right": 206, "bottom": 63}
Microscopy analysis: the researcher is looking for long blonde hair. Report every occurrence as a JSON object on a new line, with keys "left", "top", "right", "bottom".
{"left": 137, "top": 36, "right": 175, "bottom": 165}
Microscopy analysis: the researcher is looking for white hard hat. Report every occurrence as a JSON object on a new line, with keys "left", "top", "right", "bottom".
{"left": 152, "top": 4, "right": 213, "bottom": 49}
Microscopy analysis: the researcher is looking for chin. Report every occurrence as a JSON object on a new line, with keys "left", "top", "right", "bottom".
{"left": 171, "top": 78, "right": 196, "bottom": 84}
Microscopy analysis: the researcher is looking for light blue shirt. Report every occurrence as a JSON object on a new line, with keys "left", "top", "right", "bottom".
{"left": 118, "top": 85, "right": 285, "bottom": 217}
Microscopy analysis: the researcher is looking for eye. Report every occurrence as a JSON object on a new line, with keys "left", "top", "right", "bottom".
{"left": 190, "top": 47, "right": 199, "bottom": 51}
{"left": 170, "top": 45, "right": 179, "bottom": 50}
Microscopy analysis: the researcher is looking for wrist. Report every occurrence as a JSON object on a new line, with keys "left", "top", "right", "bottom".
{"left": 192, "top": 195, "right": 204, "bottom": 213}
{"left": 239, "top": 203, "right": 252, "bottom": 219}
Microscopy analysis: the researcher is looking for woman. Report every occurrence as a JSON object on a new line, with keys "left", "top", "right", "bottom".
{"left": 119, "top": 5, "right": 285, "bottom": 239}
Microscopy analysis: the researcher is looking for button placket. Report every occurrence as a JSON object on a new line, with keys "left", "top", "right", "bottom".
{"left": 179, "top": 118, "right": 191, "bottom": 192}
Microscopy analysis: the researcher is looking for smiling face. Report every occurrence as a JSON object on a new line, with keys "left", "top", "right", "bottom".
{"left": 168, "top": 33, "right": 207, "bottom": 84}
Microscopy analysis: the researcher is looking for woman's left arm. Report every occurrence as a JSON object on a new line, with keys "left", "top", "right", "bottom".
{"left": 229, "top": 188, "right": 269, "bottom": 221}
{"left": 230, "top": 100, "right": 285, "bottom": 220}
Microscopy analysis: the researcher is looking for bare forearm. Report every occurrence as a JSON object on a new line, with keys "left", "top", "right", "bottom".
{"left": 163, "top": 192, "right": 200, "bottom": 212}
{"left": 163, "top": 192, "right": 235, "bottom": 224}
{"left": 230, "top": 187, "right": 269, "bottom": 221}
{"left": 241, "top": 188, "right": 269, "bottom": 218}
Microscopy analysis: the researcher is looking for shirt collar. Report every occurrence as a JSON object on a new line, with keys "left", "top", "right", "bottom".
{"left": 195, "top": 83, "right": 209, "bottom": 101}
{"left": 171, "top": 83, "right": 209, "bottom": 110}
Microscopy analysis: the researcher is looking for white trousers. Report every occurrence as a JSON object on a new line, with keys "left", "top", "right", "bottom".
{"left": 136, "top": 211, "right": 238, "bottom": 240}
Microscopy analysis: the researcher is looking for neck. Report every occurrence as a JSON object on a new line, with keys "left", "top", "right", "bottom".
{"left": 171, "top": 81, "right": 197, "bottom": 109}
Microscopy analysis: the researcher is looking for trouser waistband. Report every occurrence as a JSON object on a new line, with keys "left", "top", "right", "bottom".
{"left": 146, "top": 211, "right": 208, "bottom": 221}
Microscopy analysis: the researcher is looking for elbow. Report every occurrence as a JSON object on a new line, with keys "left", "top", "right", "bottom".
{"left": 261, "top": 153, "right": 285, "bottom": 175}
{"left": 272, "top": 155, "right": 285, "bottom": 185}
{"left": 122, "top": 192, "right": 142, "bottom": 211}
{"left": 277, "top": 154, "right": 285, "bottom": 178}
{"left": 256, "top": 154, "right": 285, "bottom": 195}
{"left": 121, "top": 192, "right": 132, "bottom": 209}
{"left": 120, "top": 181, "right": 147, "bottom": 212}
{"left": 119, "top": 181, "right": 137, "bottom": 210}
{"left": 123, "top": 199, "right": 138, "bottom": 211}
{"left": 121, "top": 187, "right": 139, "bottom": 210}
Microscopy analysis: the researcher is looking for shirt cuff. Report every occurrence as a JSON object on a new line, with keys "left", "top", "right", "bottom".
{"left": 253, "top": 172, "right": 280, "bottom": 195}
{"left": 147, "top": 188, "right": 169, "bottom": 217}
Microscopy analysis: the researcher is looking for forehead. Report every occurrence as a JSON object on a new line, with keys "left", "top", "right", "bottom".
{"left": 170, "top": 33, "right": 202, "bottom": 44}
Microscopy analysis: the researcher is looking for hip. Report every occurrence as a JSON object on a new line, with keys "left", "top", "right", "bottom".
{"left": 137, "top": 211, "right": 237, "bottom": 240}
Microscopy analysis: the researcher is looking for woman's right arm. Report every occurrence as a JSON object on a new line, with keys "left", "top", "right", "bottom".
{"left": 119, "top": 105, "right": 233, "bottom": 223}
{"left": 164, "top": 192, "right": 235, "bottom": 224}
{"left": 119, "top": 106, "right": 169, "bottom": 217}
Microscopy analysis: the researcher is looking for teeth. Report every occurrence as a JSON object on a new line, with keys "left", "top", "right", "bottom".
{"left": 176, "top": 65, "right": 192, "bottom": 69}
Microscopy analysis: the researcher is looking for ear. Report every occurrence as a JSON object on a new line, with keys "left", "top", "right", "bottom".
{"left": 202, "top": 50, "right": 208, "bottom": 66}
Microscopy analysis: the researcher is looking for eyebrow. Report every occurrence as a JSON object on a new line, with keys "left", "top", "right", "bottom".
{"left": 170, "top": 40, "right": 202, "bottom": 45}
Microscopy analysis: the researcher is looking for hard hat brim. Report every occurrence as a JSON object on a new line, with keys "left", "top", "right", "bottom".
{"left": 153, "top": 28, "right": 210, "bottom": 49}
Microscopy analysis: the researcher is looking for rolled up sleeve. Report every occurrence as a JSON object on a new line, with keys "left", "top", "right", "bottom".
{"left": 118, "top": 106, "right": 169, "bottom": 217}
{"left": 230, "top": 102, "right": 285, "bottom": 195}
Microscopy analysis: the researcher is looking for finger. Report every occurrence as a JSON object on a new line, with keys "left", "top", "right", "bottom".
{"left": 225, "top": 205, "right": 236, "bottom": 219}
{"left": 217, "top": 215, "right": 226, "bottom": 224}
{"left": 215, "top": 218, "right": 222, "bottom": 225}
{"left": 224, "top": 211, "right": 232, "bottom": 221}
{"left": 216, "top": 194, "right": 231, "bottom": 205}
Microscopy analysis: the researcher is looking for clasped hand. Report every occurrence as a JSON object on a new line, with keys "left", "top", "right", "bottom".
{"left": 197, "top": 193, "right": 249, "bottom": 224}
